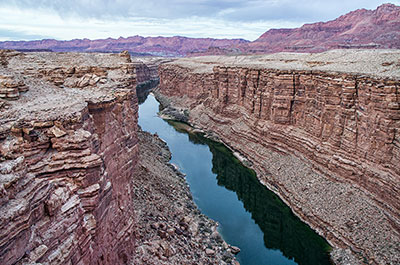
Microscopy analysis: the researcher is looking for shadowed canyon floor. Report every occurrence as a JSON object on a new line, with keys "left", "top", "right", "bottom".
{"left": 157, "top": 49, "right": 400, "bottom": 265}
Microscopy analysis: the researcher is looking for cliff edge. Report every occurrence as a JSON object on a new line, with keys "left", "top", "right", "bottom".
{"left": 0, "top": 50, "right": 139, "bottom": 264}
{"left": 158, "top": 49, "right": 400, "bottom": 264}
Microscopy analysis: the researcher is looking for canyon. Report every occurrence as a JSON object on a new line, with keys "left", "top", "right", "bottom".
{"left": 1, "top": 2, "right": 399, "bottom": 265}
{"left": 157, "top": 49, "right": 400, "bottom": 265}
{"left": 0, "top": 50, "right": 235, "bottom": 264}
{"left": 1, "top": 47, "right": 399, "bottom": 265}
{"left": 1, "top": 4, "right": 399, "bottom": 57}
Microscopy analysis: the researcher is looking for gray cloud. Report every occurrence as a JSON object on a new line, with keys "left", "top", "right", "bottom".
{"left": 3, "top": 0, "right": 397, "bottom": 22}
{"left": 4, "top": 0, "right": 244, "bottom": 19}
{"left": 0, "top": 0, "right": 398, "bottom": 41}
{"left": 0, "top": 28, "right": 48, "bottom": 41}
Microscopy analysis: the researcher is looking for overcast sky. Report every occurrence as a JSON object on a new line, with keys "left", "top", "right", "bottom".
{"left": 0, "top": 0, "right": 399, "bottom": 41}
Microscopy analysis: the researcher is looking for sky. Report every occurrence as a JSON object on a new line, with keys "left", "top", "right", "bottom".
{"left": 0, "top": 0, "right": 399, "bottom": 41}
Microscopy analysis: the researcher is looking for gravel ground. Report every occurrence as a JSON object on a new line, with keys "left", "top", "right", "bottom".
{"left": 166, "top": 49, "right": 400, "bottom": 78}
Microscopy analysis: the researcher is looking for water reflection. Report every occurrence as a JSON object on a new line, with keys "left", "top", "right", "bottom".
{"left": 136, "top": 79, "right": 159, "bottom": 104}
{"left": 169, "top": 121, "right": 332, "bottom": 265}
{"left": 138, "top": 94, "right": 332, "bottom": 265}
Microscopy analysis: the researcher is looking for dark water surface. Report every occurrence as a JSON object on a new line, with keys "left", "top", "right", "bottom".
{"left": 138, "top": 94, "right": 332, "bottom": 265}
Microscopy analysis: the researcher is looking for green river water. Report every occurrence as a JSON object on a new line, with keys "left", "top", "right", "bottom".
{"left": 138, "top": 93, "right": 332, "bottom": 265}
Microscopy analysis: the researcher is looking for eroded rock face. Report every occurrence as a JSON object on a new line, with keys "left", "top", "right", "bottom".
{"left": 158, "top": 50, "right": 400, "bottom": 264}
{"left": 133, "top": 58, "right": 171, "bottom": 84}
{"left": 0, "top": 73, "right": 28, "bottom": 100}
{"left": 0, "top": 51, "right": 139, "bottom": 264}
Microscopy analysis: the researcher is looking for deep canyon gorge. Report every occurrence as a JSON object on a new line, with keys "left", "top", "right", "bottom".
{"left": 156, "top": 50, "right": 400, "bottom": 265}
{"left": 0, "top": 50, "right": 236, "bottom": 264}
{"left": 0, "top": 47, "right": 399, "bottom": 265}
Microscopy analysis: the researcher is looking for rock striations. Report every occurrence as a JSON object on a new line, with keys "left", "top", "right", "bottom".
{"left": 0, "top": 50, "right": 237, "bottom": 265}
{"left": 0, "top": 50, "right": 139, "bottom": 264}
{"left": 157, "top": 49, "right": 400, "bottom": 264}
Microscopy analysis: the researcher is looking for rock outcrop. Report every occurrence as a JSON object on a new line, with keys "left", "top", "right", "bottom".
{"left": 0, "top": 73, "right": 28, "bottom": 100}
{"left": 0, "top": 50, "right": 139, "bottom": 264}
{"left": 157, "top": 49, "right": 400, "bottom": 264}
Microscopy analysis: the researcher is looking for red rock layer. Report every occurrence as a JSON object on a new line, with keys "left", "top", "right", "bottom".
{"left": 0, "top": 51, "right": 139, "bottom": 264}
{"left": 133, "top": 57, "right": 171, "bottom": 84}
{"left": 158, "top": 61, "right": 400, "bottom": 264}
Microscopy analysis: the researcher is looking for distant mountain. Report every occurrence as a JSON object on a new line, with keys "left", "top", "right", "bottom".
{"left": 0, "top": 36, "right": 249, "bottom": 57}
{"left": 0, "top": 4, "right": 399, "bottom": 56}
{"left": 238, "top": 3, "right": 400, "bottom": 54}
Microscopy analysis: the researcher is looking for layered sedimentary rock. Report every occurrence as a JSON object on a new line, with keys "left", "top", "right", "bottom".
{"left": 133, "top": 57, "right": 172, "bottom": 85}
{"left": 133, "top": 57, "right": 172, "bottom": 104}
{"left": 158, "top": 49, "right": 400, "bottom": 264}
{"left": 0, "top": 50, "right": 29, "bottom": 100}
{"left": 0, "top": 50, "right": 139, "bottom": 264}
{"left": 0, "top": 73, "right": 28, "bottom": 100}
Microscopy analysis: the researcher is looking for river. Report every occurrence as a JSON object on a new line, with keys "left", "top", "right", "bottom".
{"left": 138, "top": 93, "right": 332, "bottom": 265}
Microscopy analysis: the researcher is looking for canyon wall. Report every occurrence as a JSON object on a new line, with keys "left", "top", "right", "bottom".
{"left": 0, "top": 50, "right": 139, "bottom": 264}
{"left": 133, "top": 58, "right": 163, "bottom": 84}
{"left": 158, "top": 50, "right": 400, "bottom": 264}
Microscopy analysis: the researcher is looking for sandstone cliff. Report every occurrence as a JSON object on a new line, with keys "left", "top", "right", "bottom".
{"left": 0, "top": 50, "right": 139, "bottom": 264}
{"left": 157, "top": 49, "right": 400, "bottom": 264}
